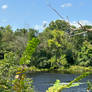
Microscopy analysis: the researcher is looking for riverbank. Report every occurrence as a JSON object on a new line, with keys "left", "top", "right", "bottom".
{"left": 27, "top": 66, "right": 92, "bottom": 74}
{"left": 57, "top": 66, "right": 92, "bottom": 74}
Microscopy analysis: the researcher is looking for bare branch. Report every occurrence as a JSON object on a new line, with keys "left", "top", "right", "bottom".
{"left": 78, "top": 21, "right": 86, "bottom": 31}
{"left": 46, "top": 1, "right": 92, "bottom": 37}
{"left": 71, "top": 31, "right": 87, "bottom": 37}
{"left": 87, "top": 29, "right": 92, "bottom": 32}
{"left": 77, "top": 21, "right": 92, "bottom": 32}
{"left": 48, "top": 4, "right": 64, "bottom": 20}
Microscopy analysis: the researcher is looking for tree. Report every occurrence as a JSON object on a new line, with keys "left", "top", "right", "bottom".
{"left": 48, "top": 30, "right": 73, "bottom": 68}
{"left": 20, "top": 38, "right": 39, "bottom": 65}
{"left": 0, "top": 25, "right": 15, "bottom": 52}
{"left": 46, "top": 20, "right": 70, "bottom": 32}
{"left": 77, "top": 41, "right": 92, "bottom": 66}
{"left": 28, "top": 28, "right": 38, "bottom": 40}
{"left": 30, "top": 29, "right": 52, "bottom": 68}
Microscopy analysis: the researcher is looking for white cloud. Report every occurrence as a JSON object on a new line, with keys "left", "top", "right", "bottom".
{"left": 34, "top": 21, "right": 48, "bottom": 31}
{"left": 34, "top": 24, "right": 42, "bottom": 30}
{"left": 70, "top": 21, "right": 79, "bottom": 28}
{"left": 70, "top": 20, "right": 92, "bottom": 28}
{"left": 61, "top": 3, "right": 72, "bottom": 8}
{"left": 42, "top": 21, "right": 48, "bottom": 28}
{"left": 1, "top": 4, "right": 8, "bottom": 10}
{"left": 79, "top": 20, "right": 92, "bottom": 25}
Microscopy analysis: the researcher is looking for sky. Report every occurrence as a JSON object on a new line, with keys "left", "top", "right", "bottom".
{"left": 0, "top": 0, "right": 92, "bottom": 31}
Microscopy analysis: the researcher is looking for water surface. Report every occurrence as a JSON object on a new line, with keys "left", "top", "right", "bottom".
{"left": 28, "top": 72, "right": 92, "bottom": 92}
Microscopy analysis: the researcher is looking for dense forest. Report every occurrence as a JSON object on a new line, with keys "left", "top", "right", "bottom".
{"left": 0, "top": 20, "right": 92, "bottom": 69}
{"left": 0, "top": 20, "right": 92, "bottom": 92}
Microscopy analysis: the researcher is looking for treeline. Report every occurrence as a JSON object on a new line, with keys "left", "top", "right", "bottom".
{"left": 0, "top": 20, "right": 92, "bottom": 69}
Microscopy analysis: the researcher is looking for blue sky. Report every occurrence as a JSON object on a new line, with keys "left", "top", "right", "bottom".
{"left": 0, "top": 0, "right": 92, "bottom": 31}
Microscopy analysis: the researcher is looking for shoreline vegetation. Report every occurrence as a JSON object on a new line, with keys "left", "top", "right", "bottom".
{"left": 0, "top": 20, "right": 92, "bottom": 91}
{"left": 28, "top": 66, "right": 92, "bottom": 74}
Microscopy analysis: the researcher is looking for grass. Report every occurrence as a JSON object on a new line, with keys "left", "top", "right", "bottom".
{"left": 57, "top": 66, "right": 92, "bottom": 74}
{"left": 27, "top": 65, "right": 92, "bottom": 74}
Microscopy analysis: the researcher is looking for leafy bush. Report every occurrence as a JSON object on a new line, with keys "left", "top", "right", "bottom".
{"left": 77, "top": 41, "right": 92, "bottom": 66}
{"left": 0, "top": 52, "right": 19, "bottom": 91}
{"left": 0, "top": 38, "right": 39, "bottom": 92}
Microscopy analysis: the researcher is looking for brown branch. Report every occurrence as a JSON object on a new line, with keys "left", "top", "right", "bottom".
{"left": 47, "top": 2, "right": 92, "bottom": 37}
{"left": 48, "top": 4, "right": 64, "bottom": 20}
{"left": 78, "top": 21, "right": 84, "bottom": 29}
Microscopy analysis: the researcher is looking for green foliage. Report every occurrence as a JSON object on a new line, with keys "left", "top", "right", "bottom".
{"left": 67, "top": 66, "right": 92, "bottom": 74}
{"left": 87, "top": 81, "right": 92, "bottom": 91}
{"left": 28, "top": 28, "right": 38, "bottom": 40}
{"left": 46, "top": 20, "right": 70, "bottom": 31}
{"left": 77, "top": 41, "right": 92, "bottom": 66}
{"left": 12, "top": 38, "right": 39, "bottom": 92}
{"left": 48, "top": 56, "right": 56, "bottom": 68}
{"left": 0, "top": 20, "right": 92, "bottom": 69}
{"left": 46, "top": 72, "right": 90, "bottom": 92}
{"left": 20, "top": 38, "right": 39, "bottom": 65}
{"left": 12, "top": 38, "right": 39, "bottom": 91}
{"left": 0, "top": 20, "right": 92, "bottom": 92}
{"left": 0, "top": 37, "right": 39, "bottom": 92}
{"left": 47, "top": 30, "right": 73, "bottom": 68}
{"left": 47, "top": 79, "right": 80, "bottom": 92}
{"left": 0, "top": 52, "right": 19, "bottom": 92}
{"left": 60, "top": 55, "right": 68, "bottom": 66}
{"left": 12, "top": 67, "right": 34, "bottom": 92}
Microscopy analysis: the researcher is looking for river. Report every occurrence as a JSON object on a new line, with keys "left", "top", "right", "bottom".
{"left": 28, "top": 72, "right": 92, "bottom": 92}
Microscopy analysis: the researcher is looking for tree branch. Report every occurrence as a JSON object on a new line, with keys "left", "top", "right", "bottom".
{"left": 48, "top": 4, "right": 64, "bottom": 20}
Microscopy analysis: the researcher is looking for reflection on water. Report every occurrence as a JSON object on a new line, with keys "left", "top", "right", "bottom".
{"left": 28, "top": 72, "right": 92, "bottom": 92}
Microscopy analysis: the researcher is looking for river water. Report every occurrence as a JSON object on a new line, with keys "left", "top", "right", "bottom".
{"left": 29, "top": 72, "right": 92, "bottom": 92}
